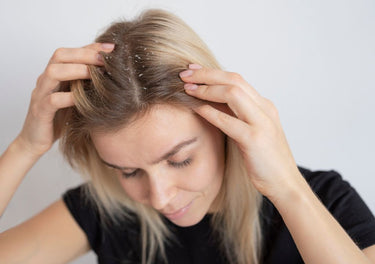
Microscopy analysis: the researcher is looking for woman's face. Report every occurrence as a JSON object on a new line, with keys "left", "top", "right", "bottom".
{"left": 91, "top": 104, "right": 225, "bottom": 227}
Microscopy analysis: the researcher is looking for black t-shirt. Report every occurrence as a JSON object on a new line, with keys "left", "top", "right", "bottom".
{"left": 62, "top": 167, "right": 375, "bottom": 263}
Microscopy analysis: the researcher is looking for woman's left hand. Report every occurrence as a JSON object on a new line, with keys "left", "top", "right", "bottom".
{"left": 179, "top": 64, "right": 303, "bottom": 200}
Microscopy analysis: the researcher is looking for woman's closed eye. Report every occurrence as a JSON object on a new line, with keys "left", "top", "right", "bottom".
{"left": 121, "top": 158, "right": 193, "bottom": 178}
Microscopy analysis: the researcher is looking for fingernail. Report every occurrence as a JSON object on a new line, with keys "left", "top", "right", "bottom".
{"left": 97, "top": 53, "right": 103, "bottom": 62}
{"left": 101, "top": 43, "right": 115, "bottom": 50}
{"left": 184, "top": 83, "right": 198, "bottom": 91}
{"left": 189, "top": 64, "right": 202, "bottom": 69}
{"left": 179, "top": 70, "right": 193, "bottom": 78}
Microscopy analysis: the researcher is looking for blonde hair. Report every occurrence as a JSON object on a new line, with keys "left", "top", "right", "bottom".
{"left": 55, "top": 9, "right": 263, "bottom": 264}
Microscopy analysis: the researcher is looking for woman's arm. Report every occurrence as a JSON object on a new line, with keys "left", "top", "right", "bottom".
{"left": 0, "top": 42, "right": 114, "bottom": 216}
{"left": 364, "top": 246, "right": 375, "bottom": 262}
{"left": 0, "top": 138, "right": 90, "bottom": 263}
{"left": 0, "top": 199, "right": 90, "bottom": 263}
{"left": 0, "top": 138, "right": 42, "bottom": 217}
{"left": 0, "top": 42, "right": 115, "bottom": 262}
{"left": 271, "top": 172, "right": 374, "bottom": 264}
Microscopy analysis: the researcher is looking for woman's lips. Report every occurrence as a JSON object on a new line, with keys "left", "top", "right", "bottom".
{"left": 162, "top": 200, "right": 194, "bottom": 220}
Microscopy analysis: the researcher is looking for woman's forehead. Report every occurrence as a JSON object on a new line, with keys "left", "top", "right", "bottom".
{"left": 91, "top": 105, "right": 207, "bottom": 167}
{"left": 91, "top": 105, "right": 204, "bottom": 153}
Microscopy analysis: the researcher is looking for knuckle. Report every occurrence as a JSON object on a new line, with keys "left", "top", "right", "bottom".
{"left": 51, "top": 48, "right": 65, "bottom": 61}
{"left": 263, "top": 98, "right": 279, "bottom": 117}
{"left": 263, "top": 97, "right": 275, "bottom": 108}
{"left": 45, "top": 64, "right": 57, "bottom": 78}
{"left": 199, "top": 84, "right": 208, "bottom": 95}
{"left": 83, "top": 49, "right": 93, "bottom": 60}
{"left": 217, "top": 110, "right": 231, "bottom": 125}
{"left": 29, "top": 101, "right": 45, "bottom": 120}
{"left": 228, "top": 72, "right": 243, "bottom": 83}
{"left": 31, "top": 88, "right": 38, "bottom": 99}
{"left": 47, "top": 93, "right": 59, "bottom": 108}
{"left": 226, "top": 85, "right": 242, "bottom": 99}
{"left": 200, "top": 67, "right": 209, "bottom": 75}
{"left": 76, "top": 48, "right": 90, "bottom": 60}
{"left": 82, "top": 64, "right": 90, "bottom": 75}
{"left": 36, "top": 74, "right": 43, "bottom": 86}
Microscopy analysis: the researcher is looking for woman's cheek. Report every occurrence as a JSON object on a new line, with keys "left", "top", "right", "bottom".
{"left": 182, "top": 157, "right": 221, "bottom": 191}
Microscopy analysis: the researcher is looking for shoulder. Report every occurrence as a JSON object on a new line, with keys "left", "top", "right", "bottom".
{"left": 262, "top": 166, "right": 354, "bottom": 214}
{"left": 298, "top": 166, "right": 347, "bottom": 189}
{"left": 296, "top": 166, "right": 372, "bottom": 215}
{"left": 297, "top": 166, "right": 350, "bottom": 202}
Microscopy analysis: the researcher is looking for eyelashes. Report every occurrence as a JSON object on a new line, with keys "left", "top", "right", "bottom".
{"left": 121, "top": 170, "right": 138, "bottom": 178}
{"left": 121, "top": 158, "right": 192, "bottom": 178}
{"left": 168, "top": 158, "right": 192, "bottom": 168}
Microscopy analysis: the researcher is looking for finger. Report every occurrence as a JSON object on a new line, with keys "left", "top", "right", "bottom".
{"left": 180, "top": 64, "right": 262, "bottom": 101}
{"left": 181, "top": 65, "right": 276, "bottom": 121}
{"left": 49, "top": 43, "right": 114, "bottom": 64}
{"left": 193, "top": 104, "right": 251, "bottom": 146}
{"left": 83, "top": 42, "right": 115, "bottom": 52}
{"left": 49, "top": 48, "right": 101, "bottom": 65}
{"left": 38, "top": 64, "right": 90, "bottom": 95}
{"left": 184, "top": 83, "right": 266, "bottom": 125}
{"left": 180, "top": 66, "right": 236, "bottom": 85}
{"left": 39, "top": 92, "right": 74, "bottom": 121}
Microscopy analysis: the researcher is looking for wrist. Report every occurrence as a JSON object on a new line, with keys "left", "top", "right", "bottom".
{"left": 266, "top": 171, "right": 312, "bottom": 209}
{"left": 10, "top": 137, "right": 45, "bottom": 162}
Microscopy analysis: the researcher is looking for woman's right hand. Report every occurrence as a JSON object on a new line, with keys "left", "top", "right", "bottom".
{"left": 15, "top": 43, "right": 115, "bottom": 158}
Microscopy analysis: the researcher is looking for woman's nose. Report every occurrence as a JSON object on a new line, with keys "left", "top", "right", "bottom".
{"left": 147, "top": 171, "right": 176, "bottom": 211}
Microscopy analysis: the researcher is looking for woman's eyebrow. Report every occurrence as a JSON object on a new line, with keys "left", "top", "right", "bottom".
{"left": 101, "top": 136, "right": 198, "bottom": 170}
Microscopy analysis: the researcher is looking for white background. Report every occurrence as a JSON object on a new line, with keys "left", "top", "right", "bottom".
{"left": 0, "top": 0, "right": 374, "bottom": 263}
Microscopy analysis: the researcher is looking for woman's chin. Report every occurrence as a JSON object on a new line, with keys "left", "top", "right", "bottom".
{"left": 164, "top": 203, "right": 208, "bottom": 227}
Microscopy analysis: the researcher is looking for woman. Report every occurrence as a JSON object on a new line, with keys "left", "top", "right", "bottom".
{"left": 0, "top": 8, "right": 374, "bottom": 264}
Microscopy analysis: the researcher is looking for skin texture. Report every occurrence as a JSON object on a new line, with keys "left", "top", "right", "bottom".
{"left": 91, "top": 105, "right": 226, "bottom": 227}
